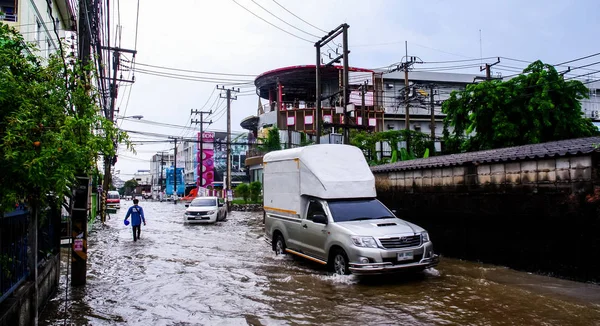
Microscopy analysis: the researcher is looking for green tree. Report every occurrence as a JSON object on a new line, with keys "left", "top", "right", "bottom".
{"left": 123, "top": 179, "right": 138, "bottom": 196}
{"left": 258, "top": 128, "right": 281, "bottom": 152}
{"left": 442, "top": 60, "right": 598, "bottom": 153}
{"left": 350, "top": 130, "right": 433, "bottom": 165}
{"left": 0, "top": 23, "right": 129, "bottom": 212}
{"left": 249, "top": 181, "right": 262, "bottom": 203}
{"left": 235, "top": 183, "right": 250, "bottom": 203}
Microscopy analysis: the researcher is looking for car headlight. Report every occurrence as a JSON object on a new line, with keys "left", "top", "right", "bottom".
{"left": 351, "top": 236, "right": 378, "bottom": 248}
{"left": 421, "top": 232, "right": 430, "bottom": 243}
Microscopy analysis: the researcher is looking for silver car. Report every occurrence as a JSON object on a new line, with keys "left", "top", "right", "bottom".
{"left": 266, "top": 198, "right": 439, "bottom": 275}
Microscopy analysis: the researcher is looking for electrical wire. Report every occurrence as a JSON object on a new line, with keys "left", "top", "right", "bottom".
{"left": 231, "top": 0, "right": 315, "bottom": 43}
{"left": 124, "top": 59, "right": 258, "bottom": 77}
{"left": 129, "top": 66, "right": 254, "bottom": 83}
{"left": 249, "top": 0, "right": 319, "bottom": 38}
{"left": 270, "top": 0, "right": 327, "bottom": 33}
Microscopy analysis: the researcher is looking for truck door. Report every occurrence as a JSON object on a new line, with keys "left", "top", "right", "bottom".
{"left": 300, "top": 200, "right": 329, "bottom": 260}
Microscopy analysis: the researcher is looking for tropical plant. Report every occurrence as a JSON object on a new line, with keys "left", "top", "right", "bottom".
{"left": 442, "top": 60, "right": 598, "bottom": 153}
{"left": 249, "top": 181, "right": 262, "bottom": 203}
{"left": 258, "top": 127, "right": 282, "bottom": 152}
{"left": 0, "top": 23, "right": 130, "bottom": 212}
{"left": 235, "top": 183, "right": 250, "bottom": 203}
{"left": 350, "top": 129, "right": 433, "bottom": 165}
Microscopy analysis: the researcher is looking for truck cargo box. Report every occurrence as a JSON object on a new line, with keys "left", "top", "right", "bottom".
{"left": 263, "top": 144, "right": 376, "bottom": 216}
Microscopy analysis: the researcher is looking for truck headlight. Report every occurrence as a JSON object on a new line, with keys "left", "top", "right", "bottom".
{"left": 351, "top": 236, "right": 378, "bottom": 248}
{"left": 206, "top": 210, "right": 216, "bottom": 215}
{"left": 421, "top": 232, "right": 430, "bottom": 243}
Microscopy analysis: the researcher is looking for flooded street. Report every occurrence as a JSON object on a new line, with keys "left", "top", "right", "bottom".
{"left": 41, "top": 201, "right": 600, "bottom": 325}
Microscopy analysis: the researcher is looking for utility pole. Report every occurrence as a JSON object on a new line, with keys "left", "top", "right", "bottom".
{"left": 361, "top": 80, "right": 367, "bottom": 127}
{"left": 169, "top": 137, "right": 178, "bottom": 204}
{"left": 100, "top": 45, "right": 137, "bottom": 224}
{"left": 160, "top": 153, "right": 164, "bottom": 192}
{"left": 342, "top": 24, "right": 350, "bottom": 144}
{"left": 386, "top": 43, "right": 422, "bottom": 150}
{"left": 217, "top": 85, "right": 239, "bottom": 212}
{"left": 315, "top": 23, "right": 350, "bottom": 144}
{"left": 191, "top": 109, "right": 212, "bottom": 190}
{"left": 70, "top": 0, "right": 93, "bottom": 288}
{"left": 480, "top": 57, "right": 501, "bottom": 80}
{"left": 430, "top": 84, "right": 436, "bottom": 154}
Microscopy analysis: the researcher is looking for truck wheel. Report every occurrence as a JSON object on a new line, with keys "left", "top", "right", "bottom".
{"left": 274, "top": 234, "right": 286, "bottom": 255}
{"left": 331, "top": 249, "right": 350, "bottom": 275}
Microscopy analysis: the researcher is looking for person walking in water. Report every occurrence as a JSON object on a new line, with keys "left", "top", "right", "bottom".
{"left": 124, "top": 199, "right": 146, "bottom": 241}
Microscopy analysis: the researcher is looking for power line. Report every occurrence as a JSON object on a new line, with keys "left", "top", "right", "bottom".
{"left": 249, "top": 0, "right": 320, "bottom": 38}
{"left": 556, "top": 52, "right": 600, "bottom": 66}
{"left": 231, "top": 0, "right": 315, "bottom": 43}
{"left": 270, "top": 0, "right": 327, "bottom": 33}
{"left": 125, "top": 60, "right": 258, "bottom": 77}
{"left": 129, "top": 66, "right": 254, "bottom": 82}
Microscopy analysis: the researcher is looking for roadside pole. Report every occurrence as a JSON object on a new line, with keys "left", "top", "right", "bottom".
{"left": 217, "top": 85, "right": 239, "bottom": 212}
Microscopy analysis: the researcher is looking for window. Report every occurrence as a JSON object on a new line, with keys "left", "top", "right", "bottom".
{"left": 35, "top": 19, "right": 42, "bottom": 47}
{"left": 45, "top": 38, "right": 51, "bottom": 57}
{"left": 327, "top": 199, "right": 394, "bottom": 223}
{"left": 191, "top": 198, "right": 217, "bottom": 207}
{"left": 306, "top": 200, "right": 325, "bottom": 221}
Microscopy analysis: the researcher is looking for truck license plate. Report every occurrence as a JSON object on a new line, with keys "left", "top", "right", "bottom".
{"left": 397, "top": 251, "right": 414, "bottom": 261}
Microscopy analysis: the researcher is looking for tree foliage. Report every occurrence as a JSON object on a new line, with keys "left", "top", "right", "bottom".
{"left": 249, "top": 181, "right": 262, "bottom": 203}
{"left": 235, "top": 183, "right": 250, "bottom": 203}
{"left": 123, "top": 179, "right": 138, "bottom": 195}
{"left": 0, "top": 23, "right": 129, "bottom": 212}
{"left": 258, "top": 127, "right": 282, "bottom": 152}
{"left": 350, "top": 130, "right": 433, "bottom": 165}
{"left": 442, "top": 60, "right": 598, "bottom": 153}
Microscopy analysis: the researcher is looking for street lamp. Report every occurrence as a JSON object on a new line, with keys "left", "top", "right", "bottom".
{"left": 115, "top": 115, "right": 144, "bottom": 120}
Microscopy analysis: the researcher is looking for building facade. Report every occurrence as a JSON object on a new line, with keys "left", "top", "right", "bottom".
{"left": 1, "top": 0, "right": 76, "bottom": 59}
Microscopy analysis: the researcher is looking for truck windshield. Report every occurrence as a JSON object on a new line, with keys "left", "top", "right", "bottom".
{"left": 191, "top": 199, "right": 217, "bottom": 207}
{"left": 107, "top": 193, "right": 119, "bottom": 199}
{"left": 327, "top": 199, "right": 394, "bottom": 222}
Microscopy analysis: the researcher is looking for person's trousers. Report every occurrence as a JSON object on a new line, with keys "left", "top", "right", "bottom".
{"left": 132, "top": 225, "right": 141, "bottom": 241}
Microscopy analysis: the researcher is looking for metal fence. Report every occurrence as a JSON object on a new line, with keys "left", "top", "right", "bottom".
{"left": 0, "top": 209, "right": 29, "bottom": 303}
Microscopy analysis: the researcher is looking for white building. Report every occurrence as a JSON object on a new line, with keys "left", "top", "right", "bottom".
{"left": 1, "top": 0, "right": 76, "bottom": 59}
{"left": 150, "top": 152, "right": 174, "bottom": 197}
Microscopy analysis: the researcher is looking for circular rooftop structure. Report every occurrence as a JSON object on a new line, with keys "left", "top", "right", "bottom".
{"left": 254, "top": 65, "right": 373, "bottom": 101}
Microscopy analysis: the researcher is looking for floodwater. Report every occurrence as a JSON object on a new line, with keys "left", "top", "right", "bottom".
{"left": 41, "top": 201, "right": 600, "bottom": 325}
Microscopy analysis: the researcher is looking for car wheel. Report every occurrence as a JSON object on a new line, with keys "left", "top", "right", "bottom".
{"left": 331, "top": 249, "right": 350, "bottom": 275}
{"left": 222, "top": 211, "right": 227, "bottom": 221}
{"left": 274, "top": 234, "right": 286, "bottom": 255}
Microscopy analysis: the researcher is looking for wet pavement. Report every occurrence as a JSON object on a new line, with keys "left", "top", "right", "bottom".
{"left": 41, "top": 201, "right": 600, "bottom": 325}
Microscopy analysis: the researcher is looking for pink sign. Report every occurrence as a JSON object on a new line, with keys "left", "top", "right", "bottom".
{"left": 198, "top": 132, "right": 215, "bottom": 187}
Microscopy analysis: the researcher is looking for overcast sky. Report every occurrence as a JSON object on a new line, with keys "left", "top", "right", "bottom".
{"left": 112, "top": 0, "right": 600, "bottom": 178}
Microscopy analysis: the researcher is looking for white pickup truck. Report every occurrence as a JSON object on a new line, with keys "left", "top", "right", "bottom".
{"left": 263, "top": 144, "right": 439, "bottom": 275}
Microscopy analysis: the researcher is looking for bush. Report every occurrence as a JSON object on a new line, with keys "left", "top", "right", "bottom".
{"left": 249, "top": 181, "right": 262, "bottom": 203}
{"left": 235, "top": 183, "right": 250, "bottom": 203}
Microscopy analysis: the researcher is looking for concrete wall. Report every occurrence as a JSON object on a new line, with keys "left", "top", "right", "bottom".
{"left": 0, "top": 254, "right": 60, "bottom": 326}
{"left": 374, "top": 154, "right": 600, "bottom": 282}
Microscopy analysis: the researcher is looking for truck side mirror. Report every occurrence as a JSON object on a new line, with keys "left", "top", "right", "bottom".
{"left": 312, "top": 214, "right": 328, "bottom": 225}
{"left": 218, "top": 202, "right": 224, "bottom": 207}
{"left": 185, "top": 204, "right": 189, "bottom": 208}
{"left": 391, "top": 209, "right": 398, "bottom": 215}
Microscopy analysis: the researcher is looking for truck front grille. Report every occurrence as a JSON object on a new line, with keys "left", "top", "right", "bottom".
{"left": 379, "top": 235, "right": 421, "bottom": 249}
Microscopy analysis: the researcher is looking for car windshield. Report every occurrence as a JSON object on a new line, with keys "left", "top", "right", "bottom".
{"left": 327, "top": 199, "right": 395, "bottom": 222}
{"left": 191, "top": 198, "right": 217, "bottom": 207}
{"left": 107, "top": 194, "right": 119, "bottom": 199}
